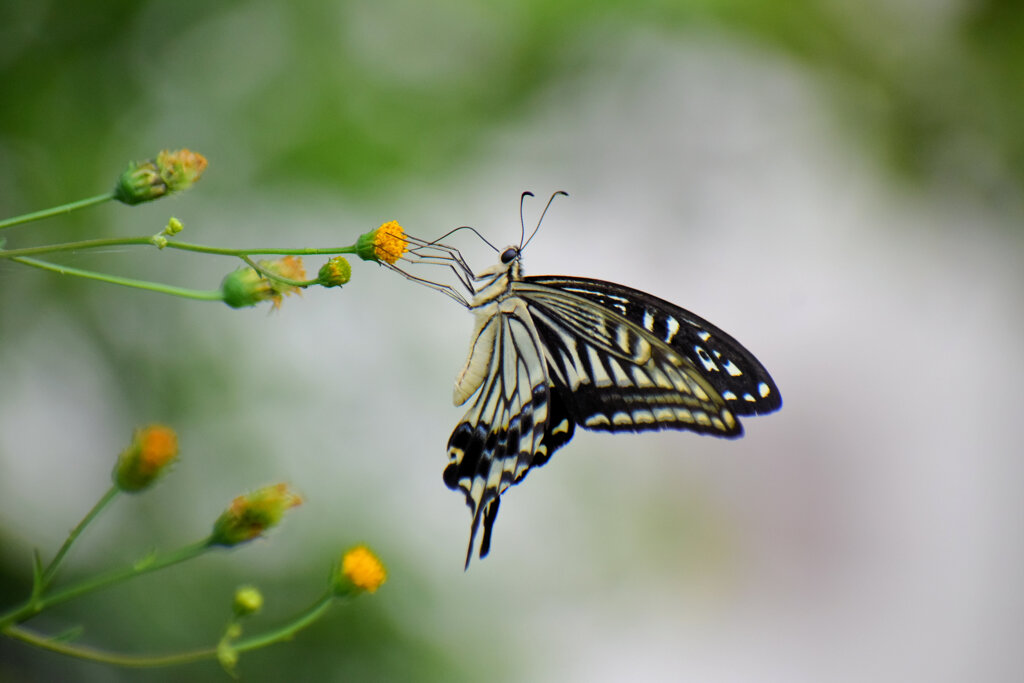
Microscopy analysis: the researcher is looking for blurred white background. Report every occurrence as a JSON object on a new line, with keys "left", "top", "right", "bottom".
{"left": 1, "top": 7, "right": 1022, "bottom": 683}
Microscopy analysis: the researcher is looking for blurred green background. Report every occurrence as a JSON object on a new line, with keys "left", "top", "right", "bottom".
{"left": 2, "top": 1, "right": 1022, "bottom": 681}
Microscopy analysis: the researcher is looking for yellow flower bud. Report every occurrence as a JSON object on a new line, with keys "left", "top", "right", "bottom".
{"left": 113, "top": 425, "right": 179, "bottom": 492}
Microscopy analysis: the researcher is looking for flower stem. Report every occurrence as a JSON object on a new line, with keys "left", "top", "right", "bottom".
{"left": 0, "top": 590, "right": 341, "bottom": 668}
{"left": 1, "top": 625, "right": 217, "bottom": 668}
{"left": 0, "top": 193, "right": 115, "bottom": 231}
{"left": 164, "top": 242, "right": 359, "bottom": 257}
{"left": 0, "top": 539, "right": 214, "bottom": 630}
{"left": 10, "top": 256, "right": 225, "bottom": 301}
{"left": 233, "top": 591, "right": 337, "bottom": 653}
{"left": 239, "top": 256, "right": 320, "bottom": 288}
{"left": 0, "top": 237, "right": 359, "bottom": 260}
{"left": 0, "top": 237, "right": 153, "bottom": 258}
{"left": 39, "top": 486, "right": 120, "bottom": 592}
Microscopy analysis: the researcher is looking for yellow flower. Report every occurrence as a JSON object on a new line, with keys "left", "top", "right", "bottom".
{"left": 210, "top": 483, "right": 303, "bottom": 547}
{"left": 113, "top": 424, "right": 179, "bottom": 492}
{"left": 334, "top": 545, "right": 387, "bottom": 595}
{"left": 356, "top": 221, "right": 408, "bottom": 265}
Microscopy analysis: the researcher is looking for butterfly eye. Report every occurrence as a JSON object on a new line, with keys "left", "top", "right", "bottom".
{"left": 500, "top": 247, "right": 519, "bottom": 264}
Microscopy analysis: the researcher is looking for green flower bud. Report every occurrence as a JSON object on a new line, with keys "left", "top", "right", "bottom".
{"left": 209, "top": 483, "right": 303, "bottom": 547}
{"left": 233, "top": 586, "right": 264, "bottom": 617}
{"left": 113, "top": 149, "right": 207, "bottom": 205}
{"left": 318, "top": 257, "right": 351, "bottom": 287}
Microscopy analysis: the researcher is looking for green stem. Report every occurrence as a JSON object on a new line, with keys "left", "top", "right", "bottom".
{"left": 0, "top": 193, "right": 115, "bottom": 231}
{"left": 0, "top": 237, "right": 152, "bottom": 258}
{"left": 11, "top": 256, "right": 225, "bottom": 301}
{"left": 166, "top": 242, "right": 359, "bottom": 257}
{"left": 2, "top": 625, "right": 217, "bottom": 668}
{"left": 0, "top": 590, "right": 340, "bottom": 668}
{"left": 0, "top": 237, "right": 359, "bottom": 260}
{"left": 0, "top": 539, "right": 213, "bottom": 630}
{"left": 39, "top": 487, "right": 120, "bottom": 592}
{"left": 234, "top": 591, "right": 336, "bottom": 653}
{"left": 239, "top": 255, "right": 320, "bottom": 288}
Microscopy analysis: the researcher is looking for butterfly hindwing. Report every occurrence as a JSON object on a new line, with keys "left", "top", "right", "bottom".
{"left": 445, "top": 299, "right": 552, "bottom": 567}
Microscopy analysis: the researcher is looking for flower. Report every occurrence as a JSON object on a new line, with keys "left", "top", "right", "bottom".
{"left": 221, "top": 256, "right": 306, "bottom": 309}
{"left": 356, "top": 221, "right": 408, "bottom": 264}
{"left": 113, "top": 424, "right": 179, "bottom": 492}
{"left": 333, "top": 545, "right": 387, "bottom": 595}
{"left": 113, "top": 149, "right": 208, "bottom": 205}
{"left": 317, "top": 256, "right": 351, "bottom": 287}
{"left": 209, "top": 483, "right": 303, "bottom": 547}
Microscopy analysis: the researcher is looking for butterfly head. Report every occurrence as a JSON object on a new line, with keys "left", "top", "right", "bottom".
{"left": 500, "top": 246, "right": 520, "bottom": 265}
{"left": 474, "top": 245, "right": 522, "bottom": 282}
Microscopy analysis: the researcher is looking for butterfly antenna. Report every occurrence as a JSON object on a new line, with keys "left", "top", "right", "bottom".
{"left": 518, "top": 191, "right": 535, "bottom": 249}
{"left": 522, "top": 190, "right": 568, "bottom": 251}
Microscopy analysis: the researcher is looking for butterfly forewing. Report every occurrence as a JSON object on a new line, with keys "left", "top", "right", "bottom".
{"left": 517, "top": 281, "right": 742, "bottom": 437}
{"left": 524, "top": 276, "right": 781, "bottom": 416}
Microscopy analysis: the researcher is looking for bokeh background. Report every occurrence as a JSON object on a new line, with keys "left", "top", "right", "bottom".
{"left": 2, "top": 1, "right": 1023, "bottom": 681}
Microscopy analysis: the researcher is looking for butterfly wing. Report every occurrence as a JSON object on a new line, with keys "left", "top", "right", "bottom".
{"left": 517, "top": 276, "right": 781, "bottom": 432}
{"left": 444, "top": 275, "right": 781, "bottom": 566}
{"left": 444, "top": 298, "right": 572, "bottom": 567}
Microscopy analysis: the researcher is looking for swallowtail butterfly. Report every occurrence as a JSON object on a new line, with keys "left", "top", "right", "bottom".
{"left": 397, "top": 193, "right": 781, "bottom": 567}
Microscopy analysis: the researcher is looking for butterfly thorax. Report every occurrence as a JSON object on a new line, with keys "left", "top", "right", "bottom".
{"left": 453, "top": 251, "right": 545, "bottom": 407}
{"left": 467, "top": 248, "right": 523, "bottom": 310}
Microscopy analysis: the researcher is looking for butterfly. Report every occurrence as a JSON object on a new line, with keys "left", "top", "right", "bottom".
{"left": 394, "top": 192, "right": 781, "bottom": 567}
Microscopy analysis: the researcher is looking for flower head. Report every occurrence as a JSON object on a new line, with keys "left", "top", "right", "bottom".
{"left": 113, "top": 149, "right": 208, "bottom": 205}
{"left": 317, "top": 256, "right": 351, "bottom": 288}
{"left": 210, "top": 483, "right": 303, "bottom": 547}
{"left": 333, "top": 545, "right": 387, "bottom": 595}
{"left": 221, "top": 256, "right": 306, "bottom": 309}
{"left": 113, "top": 424, "right": 179, "bottom": 492}
{"left": 356, "top": 221, "right": 408, "bottom": 264}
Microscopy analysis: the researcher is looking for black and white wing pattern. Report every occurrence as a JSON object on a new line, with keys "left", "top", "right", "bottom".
{"left": 437, "top": 245, "right": 781, "bottom": 568}
{"left": 520, "top": 276, "right": 781, "bottom": 429}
